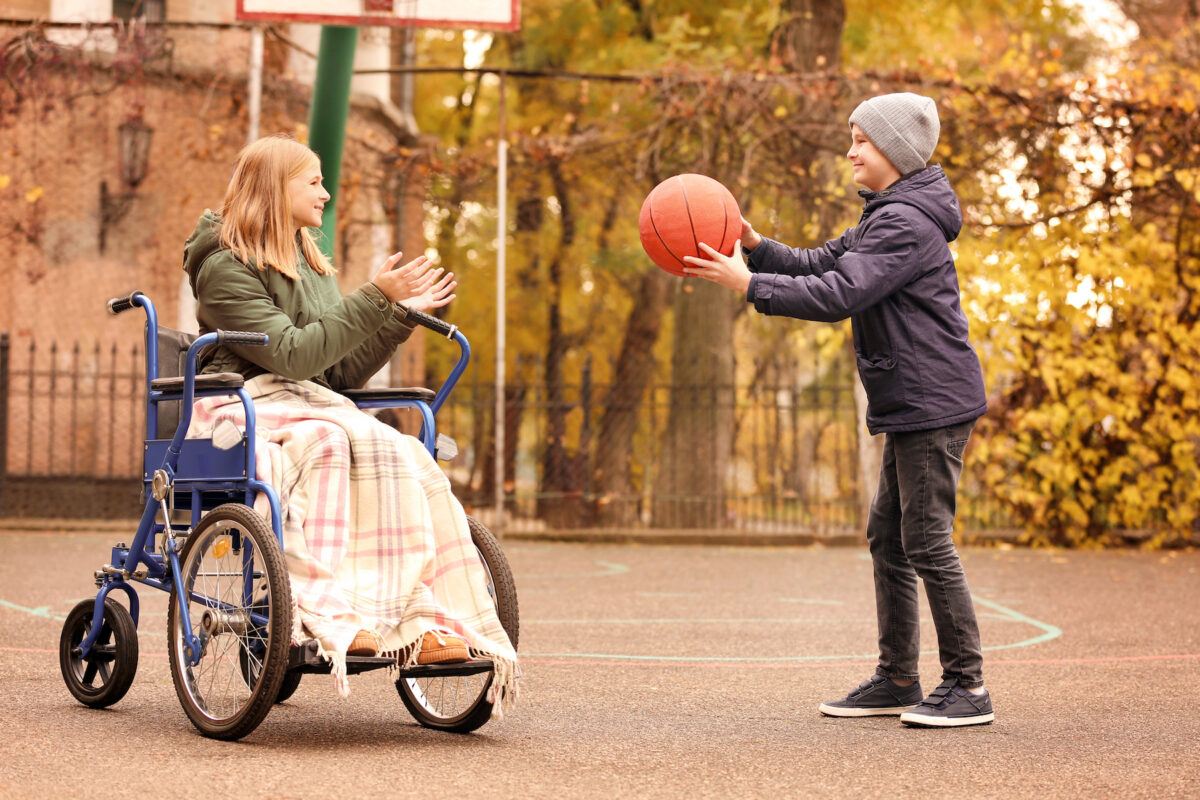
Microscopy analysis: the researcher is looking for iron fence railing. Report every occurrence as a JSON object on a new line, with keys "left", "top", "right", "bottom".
{"left": 0, "top": 334, "right": 147, "bottom": 518}
{"left": 0, "top": 333, "right": 866, "bottom": 535}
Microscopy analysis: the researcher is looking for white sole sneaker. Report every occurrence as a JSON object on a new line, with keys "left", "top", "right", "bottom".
{"left": 819, "top": 703, "right": 918, "bottom": 717}
{"left": 900, "top": 710, "right": 995, "bottom": 727}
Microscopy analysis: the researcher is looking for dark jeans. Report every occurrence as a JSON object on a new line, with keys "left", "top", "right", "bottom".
{"left": 866, "top": 419, "right": 984, "bottom": 688}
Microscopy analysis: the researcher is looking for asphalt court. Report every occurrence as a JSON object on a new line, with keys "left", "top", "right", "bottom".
{"left": 1, "top": 531, "right": 1198, "bottom": 798}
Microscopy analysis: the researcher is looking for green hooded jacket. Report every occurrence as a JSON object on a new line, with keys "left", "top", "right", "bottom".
{"left": 181, "top": 210, "right": 415, "bottom": 391}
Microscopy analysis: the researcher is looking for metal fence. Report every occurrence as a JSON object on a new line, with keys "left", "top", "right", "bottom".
{"left": 0, "top": 333, "right": 148, "bottom": 517}
{"left": 433, "top": 363, "right": 862, "bottom": 536}
{"left": 0, "top": 333, "right": 865, "bottom": 536}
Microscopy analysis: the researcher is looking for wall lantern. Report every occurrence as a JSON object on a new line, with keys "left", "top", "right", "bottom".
{"left": 118, "top": 117, "right": 153, "bottom": 187}
{"left": 99, "top": 116, "right": 154, "bottom": 252}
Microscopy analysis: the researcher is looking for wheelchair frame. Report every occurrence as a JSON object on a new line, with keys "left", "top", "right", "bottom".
{"left": 59, "top": 291, "right": 518, "bottom": 739}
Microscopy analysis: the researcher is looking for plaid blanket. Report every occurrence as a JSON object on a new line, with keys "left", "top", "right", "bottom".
{"left": 189, "top": 375, "right": 518, "bottom": 713}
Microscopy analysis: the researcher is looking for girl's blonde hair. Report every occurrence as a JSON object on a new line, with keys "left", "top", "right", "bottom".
{"left": 219, "top": 134, "right": 334, "bottom": 279}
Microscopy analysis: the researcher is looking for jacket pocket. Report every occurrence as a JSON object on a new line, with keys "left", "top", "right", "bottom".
{"left": 856, "top": 353, "right": 907, "bottom": 416}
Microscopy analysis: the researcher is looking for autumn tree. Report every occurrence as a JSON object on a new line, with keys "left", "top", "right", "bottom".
{"left": 408, "top": 0, "right": 1200, "bottom": 544}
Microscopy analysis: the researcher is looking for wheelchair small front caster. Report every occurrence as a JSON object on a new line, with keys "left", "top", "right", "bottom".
{"left": 59, "top": 597, "right": 139, "bottom": 708}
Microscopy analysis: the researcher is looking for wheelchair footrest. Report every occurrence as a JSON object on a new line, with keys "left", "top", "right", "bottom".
{"left": 287, "top": 638, "right": 494, "bottom": 678}
{"left": 398, "top": 660, "right": 495, "bottom": 679}
{"left": 288, "top": 639, "right": 392, "bottom": 675}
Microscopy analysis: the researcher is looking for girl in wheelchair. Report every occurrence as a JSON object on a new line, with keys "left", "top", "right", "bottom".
{"left": 179, "top": 134, "right": 518, "bottom": 704}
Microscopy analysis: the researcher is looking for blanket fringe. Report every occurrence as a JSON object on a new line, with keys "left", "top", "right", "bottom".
{"left": 385, "top": 633, "right": 520, "bottom": 721}
{"left": 313, "top": 639, "right": 351, "bottom": 698}
{"left": 486, "top": 656, "right": 520, "bottom": 721}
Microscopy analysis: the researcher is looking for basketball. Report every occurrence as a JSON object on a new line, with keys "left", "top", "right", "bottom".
{"left": 638, "top": 174, "right": 742, "bottom": 277}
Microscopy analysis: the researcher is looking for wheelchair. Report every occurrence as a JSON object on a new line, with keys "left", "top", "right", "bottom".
{"left": 58, "top": 291, "right": 519, "bottom": 740}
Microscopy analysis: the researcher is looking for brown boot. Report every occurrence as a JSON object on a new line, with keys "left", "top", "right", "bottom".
{"left": 416, "top": 631, "right": 470, "bottom": 664}
{"left": 348, "top": 629, "right": 381, "bottom": 657}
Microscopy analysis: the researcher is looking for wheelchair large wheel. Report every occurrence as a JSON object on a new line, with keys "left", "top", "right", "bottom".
{"left": 396, "top": 515, "right": 519, "bottom": 733}
{"left": 238, "top": 643, "right": 303, "bottom": 705}
{"left": 274, "top": 670, "right": 303, "bottom": 704}
{"left": 167, "top": 503, "right": 291, "bottom": 740}
{"left": 59, "top": 597, "right": 138, "bottom": 708}
{"left": 235, "top": 635, "right": 301, "bottom": 704}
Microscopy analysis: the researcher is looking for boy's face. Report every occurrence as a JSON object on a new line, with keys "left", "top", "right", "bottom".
{"left": 847, "top": 124, "right": 901, "bottom": 192}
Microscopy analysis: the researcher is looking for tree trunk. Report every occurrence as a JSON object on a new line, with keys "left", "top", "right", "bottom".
{"left": 772, "top": 0, "right": 868, "bottom": 530}
{"left": 1115, "top": 0, "right": 1198, "bottom": 43}
{"left": 479, "top": 383, "right": 526, "bottom": 516}
{"left": 538, "top": 161, "right": 584, "bottom": 526}
{"left": 654, "top": 281, "right": 737, "bottom": 528}
{"left": 592, "top": 269, "right": 674, "bottom": 526}
{"left": 769, "top": 0, "right": 846, "bottom": 73}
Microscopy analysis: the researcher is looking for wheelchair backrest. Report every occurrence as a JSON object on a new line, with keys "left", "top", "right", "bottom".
{"left": 155, "top": 326, "right": 197, "bottom": 439}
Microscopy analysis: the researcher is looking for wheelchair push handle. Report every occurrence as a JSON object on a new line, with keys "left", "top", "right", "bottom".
{"left": 107, "top": 291, "right": 145, "bottom": 316}
{"left": 406, "top": 308, "right": 457, "bottom": 339}
{"left": 217, "top": 330, "right": 269, "bottom": 347}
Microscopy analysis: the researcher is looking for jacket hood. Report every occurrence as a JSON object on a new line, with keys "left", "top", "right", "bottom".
{"left": 182, "top": 210, "right": 226, "bottom": 295}
{"left": 860, "top": 165, "right": 963, "bottom": 243}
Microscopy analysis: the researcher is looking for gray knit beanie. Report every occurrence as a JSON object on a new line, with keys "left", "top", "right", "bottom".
{"left": 848, "top": 93, "right": 940, "bottom": 176}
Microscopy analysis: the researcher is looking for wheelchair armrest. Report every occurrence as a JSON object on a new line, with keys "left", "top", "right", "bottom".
{"left": 341, "top": 387, "right": 436, "bottom": 404}
{"left": 151, "top": 372, "right": 246, "bottom": 393}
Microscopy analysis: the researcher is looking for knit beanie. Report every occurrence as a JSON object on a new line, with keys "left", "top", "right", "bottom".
{"left": 848, "top": 93, "right": 940, "bottom": 176}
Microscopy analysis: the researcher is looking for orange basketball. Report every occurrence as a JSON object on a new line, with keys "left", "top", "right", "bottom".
{"left": 638, "top": 174, "right": 742, "bottom": 277}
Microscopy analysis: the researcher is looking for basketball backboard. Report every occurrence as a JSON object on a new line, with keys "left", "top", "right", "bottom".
{"left": 235, "top": 0, "right": 519, "bottom": 31}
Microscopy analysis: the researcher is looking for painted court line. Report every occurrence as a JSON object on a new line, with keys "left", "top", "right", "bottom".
{"left": 518, "top": 653, "right": 1200, "bottom": 669}
{"left": 520, "top": 594, "right": 1063, "bottom": 662}
{"left": 3, "top": 646, "right": 1197, "bottom": 670}
{"left": 2, "top": 592, "right": 1061, "bottom": 659}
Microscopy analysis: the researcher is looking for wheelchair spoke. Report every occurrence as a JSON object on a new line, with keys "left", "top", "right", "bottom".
{"left": 394, "top": 518, "right": 517, "bottom": 733}
{"left": 169, "top": 506, "right": 290, "bottom": 737}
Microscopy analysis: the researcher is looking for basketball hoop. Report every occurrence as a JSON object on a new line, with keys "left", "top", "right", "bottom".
{"left": 235, "top": 0, "right": 519, "bottom": 31}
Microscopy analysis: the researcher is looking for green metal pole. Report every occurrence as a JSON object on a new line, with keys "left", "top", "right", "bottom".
{"left": 307, "top": 25, "right": 358, "bottom": 261}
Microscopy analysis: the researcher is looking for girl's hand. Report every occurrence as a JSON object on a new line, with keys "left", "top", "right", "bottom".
{"left": 682, "top": 240, "right": 753, "bottom": 294}
{"left": 372, "top": 252, "right": 433, "bottom": 303}
{"left": 401, "top": 270, "right": 457, "bottom": 312}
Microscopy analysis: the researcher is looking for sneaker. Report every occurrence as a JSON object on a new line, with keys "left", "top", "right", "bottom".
{"left": 819, "top": 675, "right": 924, "bottom": 717}
{"left": 900, "top": 679, "right": 994, "bottom": 727}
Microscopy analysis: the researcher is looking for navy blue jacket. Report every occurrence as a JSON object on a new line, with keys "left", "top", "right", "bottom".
{"left": 746, "top": 165, "right": 987, "bottom": 434}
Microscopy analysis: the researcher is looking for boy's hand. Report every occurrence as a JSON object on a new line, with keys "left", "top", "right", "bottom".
{"left": 741, "top": 218, "right": 763, "bottom": 251}
{"left": 683, "top": 240, "right": 753, "bottom": 294}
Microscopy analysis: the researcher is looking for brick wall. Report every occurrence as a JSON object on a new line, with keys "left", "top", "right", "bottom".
{"left": 1, "top": 20, "right": 435, "bottom": 481}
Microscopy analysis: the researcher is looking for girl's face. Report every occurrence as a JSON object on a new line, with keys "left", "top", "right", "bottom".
{"left": 288, "top": 162, "right": 330, "bottom": 230}
{"left": 847, "top": 124, "right": 901, "bottom": 192}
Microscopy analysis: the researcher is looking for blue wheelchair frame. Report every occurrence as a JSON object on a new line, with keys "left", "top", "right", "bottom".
{"left": 77, "top": 290, "right": 472, "bottom": 665}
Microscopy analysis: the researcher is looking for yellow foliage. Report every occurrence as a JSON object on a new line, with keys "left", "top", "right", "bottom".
{"left": 962, "top": 217, "right": 1200, "bottom": 546}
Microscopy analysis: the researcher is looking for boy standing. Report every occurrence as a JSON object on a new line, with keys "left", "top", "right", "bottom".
{"left": 682, "top": 92, "right": 993, "bottom": 727}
